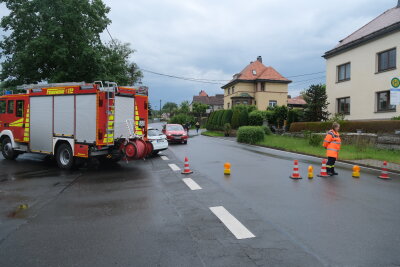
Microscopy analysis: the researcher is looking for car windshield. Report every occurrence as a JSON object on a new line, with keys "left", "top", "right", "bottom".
{"left": 148, "top": 129, "right": 160, "bottom": 137}
{"left": 166, "top": 125, "right": 183, "bottom": 131}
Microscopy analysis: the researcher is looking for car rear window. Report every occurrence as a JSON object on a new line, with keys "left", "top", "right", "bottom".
{"left": 148, "top": 129, "right": 160, "bottom": 136}
{"left": 166, "top": 125, "right": 183, "bottom": 131}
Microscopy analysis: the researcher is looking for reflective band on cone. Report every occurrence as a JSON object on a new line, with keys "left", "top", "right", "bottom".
{"left": 317, "top": 159, "right": 329, "bottom": 177}
{"left": 181, "top": 157, "right": 193, "bottom": 174}
{"left": 290, "top": 160, "right": 302, "bottom": 179}
{"left": 378, "top": 161, "right": 390, "bottom": 180}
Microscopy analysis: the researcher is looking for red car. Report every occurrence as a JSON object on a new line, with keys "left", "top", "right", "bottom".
{"left": 162, "top": 124, "right": 188, "bottom": 144}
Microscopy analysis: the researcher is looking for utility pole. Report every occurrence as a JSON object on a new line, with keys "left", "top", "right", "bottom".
{"left": 159, "top": 99, "right": 162, "bottom": 120}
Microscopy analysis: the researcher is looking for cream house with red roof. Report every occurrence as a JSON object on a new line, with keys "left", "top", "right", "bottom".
{"left": 323, "top": 2, "right": 400, "bottom": 120}
{"left": 221, "top": 56, "right": 291, "bottom": 110}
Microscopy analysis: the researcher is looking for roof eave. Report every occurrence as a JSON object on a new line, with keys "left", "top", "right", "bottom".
{"left": 323, "top": 22, "right": 400, "bottom": 59}
{"left": 221, "top": 78, "right": 291, "bottom": 89}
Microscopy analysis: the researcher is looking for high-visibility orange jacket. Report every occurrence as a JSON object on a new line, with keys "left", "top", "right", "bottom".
{"left": 323, "top": 130, "right": 341, "bottom": 158}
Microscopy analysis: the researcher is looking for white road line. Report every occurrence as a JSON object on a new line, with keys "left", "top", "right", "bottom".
{"left": 182, "top": 178, "right": 202, "bottom": 190}
{"left": 160, "top": 156, "right": 169, "bottom": 161}
{"left": 168, "top": 164, "right": 181, "bottom": 171}
{"left": 209, "top": 206, "right": 255, "bottom": 240}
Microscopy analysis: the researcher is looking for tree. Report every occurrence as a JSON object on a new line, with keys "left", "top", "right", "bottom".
{"left": 273, "top": 105, "right": 288, "bottom": 128}
{"left": 162, "top": 102, "right": 178, "bottom": 117}
{"left": 178, "top": 101, "right": 190, "bottom": 114}
{"left": 0, "top": 0, "right": 141, "bottom": 87}
{"left": 302, "top": 84, "right": 330, "bottom": 122}
{"left": 192, "top": 102, "right": 208, "bottom": 119}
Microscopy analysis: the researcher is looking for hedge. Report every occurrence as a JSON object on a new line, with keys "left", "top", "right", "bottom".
{"left": 222, "top": 109, "right": 233, "bottom": 125}
{"left": 248, "top": 110, "right": 264, "bottom": 126}
{"left": 231, "top": 109, "right": 241, "bottom": 129}
{"left": 237, "top": 126, "right": 265, "bottom": 144}
{"left": 239, "top": 109, "right": 249, "bottom": 126}
{"left": 289, "top": 120, "right": 400, "bottom": 133}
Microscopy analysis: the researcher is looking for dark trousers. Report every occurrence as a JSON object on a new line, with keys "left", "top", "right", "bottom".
{"left": 326, "top": 157, "right": 336, "bottom": 173}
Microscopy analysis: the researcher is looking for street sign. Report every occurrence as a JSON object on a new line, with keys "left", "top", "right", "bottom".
{"left": 390, "top": 88, "right": 400, "bottom": 105}
{"left": 391, "top": 77, "right": 400, "bottom": 88}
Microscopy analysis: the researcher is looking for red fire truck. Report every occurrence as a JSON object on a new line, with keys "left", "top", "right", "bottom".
{"left": 0, "top": 82, "right": 153, "bottom": 169}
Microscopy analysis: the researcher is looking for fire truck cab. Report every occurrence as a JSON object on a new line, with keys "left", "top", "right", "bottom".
{"left": 0, "top": 82, "right": 153, "bottom": 169}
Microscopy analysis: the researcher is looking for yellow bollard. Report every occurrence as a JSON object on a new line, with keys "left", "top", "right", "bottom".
{"left": 308, "top": 165, "right": 314, "bottom": 179}
{"left": 18, "top": 204, "right": 28, "bottom": 210}
{"left": 224, "top": 162, "right": 231, "bottom": 175}
{"left": 352, "top": 165, "right": 360, "bottom": 178}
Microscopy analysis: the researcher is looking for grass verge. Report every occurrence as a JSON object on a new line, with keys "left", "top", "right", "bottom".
{"left": 256, "top": 135, "right": 400, "bottom": 164}
{"left": 201, "top": 131, "right": 224, "bottom": 137}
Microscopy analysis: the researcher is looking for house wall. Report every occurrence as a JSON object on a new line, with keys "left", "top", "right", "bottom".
{"left": 223, "top": 82, "right": 288, "bottom": 109}
{"left": 326, "top": 31, "right": 400, "bottom": 120}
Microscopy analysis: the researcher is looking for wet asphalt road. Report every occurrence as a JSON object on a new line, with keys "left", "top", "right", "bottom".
{"left": 0, "top": 125, "right": 399, "bottom": 266}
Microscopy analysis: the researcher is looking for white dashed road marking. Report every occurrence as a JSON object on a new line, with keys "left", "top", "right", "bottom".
{"left": 168, "top": 164, "right": 181, "bottom": 171}
{"left": 182, "top": 178, "right": 202, "bottom": 190}
{"left": 161, "top": 156, "right": 169, "bottom": 161}
{"left": 209, "top": 206, "right": 255, "bottom": 240}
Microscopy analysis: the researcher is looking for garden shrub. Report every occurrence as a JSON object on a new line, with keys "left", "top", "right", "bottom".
{"left": 290, "top": 120, "right": 400, "bottom": 134}
{"left": 206, "top": 112, "right": 215, "bottom": 130}
{"left": 215, "top": 110, "right": 224, "bottom": 127}
{"left": 237, "top": 126, "right": 265, "bottom": 144}
{"left": 222, "top": 109, "right": 233, "bottom": 125}
{"left": 224, "top": 123, "right": 232, "bottom": 136}
{"left": 239, "top": 109, "right": 249, "bottom": 126}
{"left": 231, "top": 109, "right": 241, "bottom": 129}
{"left": 261, "top": 126, "right": 272, "bottom": 135}
{"left": 248, "top": 110, "right": 264, "bottom": 126}
{"left": 308, "top": 134, "right": 323, "bottom": 147}
{"left": 170, "top": 114, "right": 195, "bottom": 125}
{"left": 392, "top": 116, "right": 400, "bottom": 120}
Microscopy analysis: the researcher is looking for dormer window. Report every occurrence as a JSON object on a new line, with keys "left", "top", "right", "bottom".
{"left": 252, "top": 70, "right": 257, "bottom": 75}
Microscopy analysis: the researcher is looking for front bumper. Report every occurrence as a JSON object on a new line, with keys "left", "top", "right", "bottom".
{"left": 151, "top": 140, "right": 169, "bottom": 151}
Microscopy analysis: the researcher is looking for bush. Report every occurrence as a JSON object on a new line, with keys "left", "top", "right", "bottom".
{"left": 237, "top": 126, "right": 265, "bottom": 144}
{"left": 231, "top": 109, "right": 241, "bottom": 129}
{"left": 224, "top": 123, "right": 232, "bottom": 136}
{"left": 290, "top": 120, "right": 400, "bottom": 134}
{"left": 392, "top": 116, "right": 400, "bottom": 120}
{"left": 308, "top": 134, "right": 323, "bottom": 147}
{"left": 215, "top": 110, "right": 224, "bottom": 127}
{"left": 263, "top": 110, "right": 275, "bottom": 125}
{"left": 287, "top": 109, "right": 304, "bottom": 127}
{"left": 239, "top": 109, "right": 249, "bottom": 126}
{"left": 248, "top": 110, "right": 264, "bottom": 126}
{"left": 170, "top": 113, "right": 195, "bottom": 125}
{"left": 206, "top": 112, "right": 216, "bottom": 130}
{"left": 222, "top": 109, "right": 233, "bottom": 125}
{"left": 261, "top": 126, "right": 272, "bottom": 135}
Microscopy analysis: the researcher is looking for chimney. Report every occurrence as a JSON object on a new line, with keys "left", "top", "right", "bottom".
{"left": 257, "top": 56, "right": 262, "bottom": 63}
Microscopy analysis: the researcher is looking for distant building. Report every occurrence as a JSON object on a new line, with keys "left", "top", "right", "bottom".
{"left": 221, "top": 56, "right": 291, "bottom": 110}
{"left": 287, "top": 96, "right": 306, "bottom": 109}
{"left": 191, "top": 90, "right": 224, "bottom": 113}
{"left": 323, "top": 2, "right": 400, "bottom": 120}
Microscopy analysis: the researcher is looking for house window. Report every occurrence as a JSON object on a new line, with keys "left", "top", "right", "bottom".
{"left": 0, "top": 100, "right": 5, "bottom": 114}
{"left": 228, "top": 88, "right": 230, "bottom": 95}
{"left": 7, "top": 100, "right": 14, "bottom": 114}
{"left": 377, "top": 91, "right": 396, "bottom": 112}
{"left": 227, "top": 103, "right": 230, "bottom": 109}
{"left": 232, "top": 86, "right": 235, "bottom": 93}
{"left": 337, "top": 63, "right": 351, "bottom": 82}
{"left": 269, "top": 100, "right": 277, "bottom": 107}
{"left": 243, "top": 101, "right": 248, "bottom": 105}
{"left": 378, "top": 48, "right": 396, "bottom": 72}
{"left": 337, "top": 97, "right": 350, "bottom": 115}
{"left": 252, "top": 70, "right": 257, "bottom": 75}
{"left": 236, "top": 101, "right": 240, "bottom": 105}
{"left": 16, "top": 100, "right": 24, "bottom": 117}
{"left": 261, "top": 82, "right": 265, "bottom": 91}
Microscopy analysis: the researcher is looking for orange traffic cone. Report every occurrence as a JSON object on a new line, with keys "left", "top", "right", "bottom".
{"left": 181, "top": 157, "right": 193, "bottom": 174}
{"left": 317, "top": 159, "right": 330, "bottom": 177}
{"left": 290, "top": 160, "right": 302, "bottom": 179}
{"left": 378, "top": 161, "right": 390, "bottom": 180}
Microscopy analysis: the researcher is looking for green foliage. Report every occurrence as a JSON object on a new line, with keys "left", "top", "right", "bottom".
{"left": 169, "top": 113, "right": 194, "bottom": 125}
{"left": 273, "top": 105, "right": 288, "bottom": 128}
{"left": 206, "top": 112, "right": 216, "bottom": 130}
{"left": 224, "top": 123, "right": 232, "bottom": 136}
{"left": 261, "top": 126, "right": 272, "bottom": 135}
{"left": 192, "top": 102, "right": 208, "bottom": 118}
{"left": 222, "top": 109, "right": 233, "bottom": 125}
{"left": 239, "top": 109, "right": 249, "bottom": 127}
{"left": 237, "top": 126, "right": 265, "bottom": 144}
{"left": 231, "top": 109, "right": 241, "bottom": 129}
{"left": 328, "top": 113, "right": 346, "bottom": 123}
{"left": 178, "top": 101, "right": 190, "bottom": 114}
{"left": 248, "top": 110, "right": 264, "bottom": 126}
{"left": 290, "top": 120, "right": 400, "bottom": 134}
{"left": 391, "top": 116, "right": 400, "bottom": 120}
{"left": 232, "top": 104, "right": 256, "bottom": 113}
{"left": 0, "top": 0, "right": 142, "bottom": 87}
{"left": 162, "top": 102, "right": 178, "bottom": 116}
{"left": 287, "top": 109, "right": 304, "bottom": 127}
{"left": 263, "top": 110, "right": 275, "bottom": 125}
{"left": 216, "top": 110, "right": 225, "bottom": 127}
{"left": 308, "top": 134, "right": 324, "bottom": 147}
{"left": 302, "top": 84, "right": 330, "bottom": 122}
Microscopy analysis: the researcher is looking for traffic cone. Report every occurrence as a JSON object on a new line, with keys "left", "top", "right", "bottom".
{"left": 378, "top": 161, "right": 390, "bottom": 180}
{"left": 290, "top": 160, "right": 302, "bottom": 179}
{"left": 224, "top": 162, "right": 231, "bottom": 175}
{"left": 308, "top": 165, "right": 314, "bottom": 179}
{"left": 317, "top": 159, "right": 330, "bottom": 177}
{"left": 352, "top": 165, "right": 360, "bottom": 178}
{"left": 181, "top": 157, "right": 193, "bottom": 174}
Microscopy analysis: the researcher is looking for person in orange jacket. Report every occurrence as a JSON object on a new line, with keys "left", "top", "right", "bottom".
{"left": 323, "top": 122, "right": 341, "bottom": 176}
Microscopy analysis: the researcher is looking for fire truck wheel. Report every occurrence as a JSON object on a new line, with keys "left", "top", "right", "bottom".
{"left": 56, "top": 143, "right": 74, "bottom": 170}
{"left": 1, "top": 137, "right": 19, "bottom": 160}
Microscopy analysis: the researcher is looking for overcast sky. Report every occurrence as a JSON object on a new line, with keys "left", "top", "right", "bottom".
{"left": 1, "top": 1, "right": 396, "bottom": 108}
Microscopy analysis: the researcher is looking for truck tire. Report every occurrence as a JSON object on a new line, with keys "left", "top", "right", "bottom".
{"left": 56, "top": 143, "right": 74, "bottom": 170}
{"left": 1, "top": 137, "right": 19, "bottom": 160}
